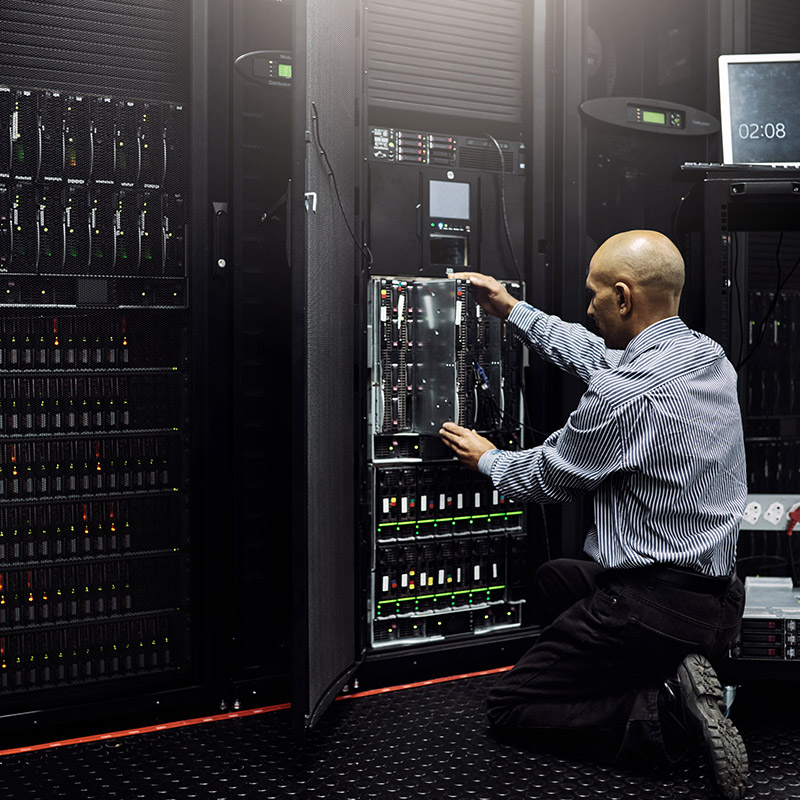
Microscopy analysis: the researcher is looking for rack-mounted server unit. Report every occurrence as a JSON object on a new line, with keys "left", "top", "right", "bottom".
{"left": 366, "top": 277, "right": 526, "bottom": 649}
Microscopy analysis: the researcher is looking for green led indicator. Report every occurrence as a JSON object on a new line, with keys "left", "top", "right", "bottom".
{"left": 278, "top": 64, "right": 292, "bottom": 79}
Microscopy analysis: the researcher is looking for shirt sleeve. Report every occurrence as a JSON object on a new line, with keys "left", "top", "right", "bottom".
{"left": 478, "top": 449, "right": 502, "bottom": 476}
{"left": 508, "top": 302, "right": 622, "bottom": 384}
{"left": 488, "top": 385, "right": 623, "bottom": 503}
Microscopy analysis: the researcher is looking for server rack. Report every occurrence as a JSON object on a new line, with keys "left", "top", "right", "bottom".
{"left": 289, "top": 0, "right": 554, "bottom": 730}
{"left": 347, "top": 0, "right": 553, "bottom": 701}
{"left": 0, "top": 0, "right": 211, "bottom": 730}
{"left": 675, "top": 170, "right": 800, "bottom": 676}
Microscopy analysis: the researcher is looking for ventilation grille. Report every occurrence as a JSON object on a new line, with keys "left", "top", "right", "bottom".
{"left": 0, "top": 0, "right": 191, "bottom": 102}
{"left": 459, "top": 146, "right": 515, "bottom": 173}
{"left": 749, "top": 0, "right": 800, "bottom": 53}
{"left": 366, "top": 0, "right": 525, "bottom": 123}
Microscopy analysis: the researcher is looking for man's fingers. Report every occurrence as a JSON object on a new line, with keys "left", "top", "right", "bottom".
{"left": 439, "top": 423, "right": 465, "bottom": 452}
{"left": 448, "top": 271, "right": 480, "bottom": 280}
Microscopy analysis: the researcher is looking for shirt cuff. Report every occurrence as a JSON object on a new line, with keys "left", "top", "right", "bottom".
{"left": 508, "top": 300, "right": 539, "bottom": 330}
{"left": 478, "top": 449, "right": 502, "bottom": 477}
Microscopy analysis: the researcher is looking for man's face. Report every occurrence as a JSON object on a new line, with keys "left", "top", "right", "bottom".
{"left": 586, "top": 258, "right": 625, "bottom": 349}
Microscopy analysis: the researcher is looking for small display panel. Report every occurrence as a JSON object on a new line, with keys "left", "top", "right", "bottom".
{"left": 429, "top": 180, "right": 469, "bottom": 220}
{"left": 642, "top": 109, "right": 666, "bottom": 125}
{"left": 626, "top": 103, "right": 684, "bottom": 129}
{"left": 719, "top": 53, "right": 800, "bottom": 165}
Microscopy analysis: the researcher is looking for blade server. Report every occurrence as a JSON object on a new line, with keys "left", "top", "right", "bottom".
{"left": 367, "top": 277, "right": 527, "bottom": 648}
{"left": 0, "top": 84, "right": 191, "bottom": 704}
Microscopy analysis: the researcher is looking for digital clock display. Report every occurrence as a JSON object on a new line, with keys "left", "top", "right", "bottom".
{"left": 722, "top": 57, "right": 800, "bottom": 164}
{"left": 737, "top": 122, "right": 786, "bottom": 140}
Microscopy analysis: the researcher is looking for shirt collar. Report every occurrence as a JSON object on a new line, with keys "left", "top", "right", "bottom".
{"left": 618, "top": 316, "right": 689, "bottom": 366}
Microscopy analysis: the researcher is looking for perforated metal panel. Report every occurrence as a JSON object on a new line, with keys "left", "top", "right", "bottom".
{"left": 0, "top": 0, "right": 190, "bottom": 102}
{"left": 293, "top": 0, "right": 360, "bottom": 728}
{"left": 365, "top": 0, "right": 525, "bottom": 123}
{"left": 749, "top": 0, "right": 800, "bottom": 53}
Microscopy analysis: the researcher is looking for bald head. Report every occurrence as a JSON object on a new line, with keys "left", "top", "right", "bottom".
{"left": 586, "top": 230, "right": 685, "bottom": 349}
{"left": 592, "top": 230, "right": 685, "bottom": 308}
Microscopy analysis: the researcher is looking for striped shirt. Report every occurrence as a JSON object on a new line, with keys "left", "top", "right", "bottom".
{"left": 479, "top": 302, "right": 746, "bottom": 576}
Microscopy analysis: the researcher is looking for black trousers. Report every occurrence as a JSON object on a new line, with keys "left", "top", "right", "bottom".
{"left": 487, "top": 558, "right": 746, "bottom": 764}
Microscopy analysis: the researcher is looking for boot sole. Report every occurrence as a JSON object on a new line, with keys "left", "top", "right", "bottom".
{"left": 677, "top": 654, "right": 749, "bottom": 800}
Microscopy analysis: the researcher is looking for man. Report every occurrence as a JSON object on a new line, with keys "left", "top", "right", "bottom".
{"left": 439, "top": 230, "right": 749, "bottom": 800}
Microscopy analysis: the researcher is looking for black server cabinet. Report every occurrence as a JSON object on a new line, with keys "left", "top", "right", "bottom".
{"left": 678, "top": 169, "right": 800, "bottom": 588}
{"left": 356, "top": 0, "right": 549, "bottom": 692}
{"left": 290, "top": 0, "right": 552, "bottom": 730}
{"left": 675, "top": 171, "right": 800, "bottom": 675}
{"left": 0, "top": 0, "right": 227, "bottom": 731}
{"left": 227, "top": 0, "right": 295, "bottom": 701}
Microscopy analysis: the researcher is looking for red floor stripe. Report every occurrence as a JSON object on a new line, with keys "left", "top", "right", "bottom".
{"left": 336, "top": 665, "right": 513, "bottom": 701}
{"left": 0, "top": 665, "right": 512, "bottom": 757}
{"left": 0, "top": 702, "right": 292, "bottom": 757}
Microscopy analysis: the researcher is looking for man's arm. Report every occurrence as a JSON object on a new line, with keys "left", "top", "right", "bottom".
{"left": 451, "top": 272, "right": 621, "bottom": 383}
{"left": 441, "top": 386, "right": 624, "bottom": 504}
{"left": 488, "top": 387, "right": 623, "bottom": 503}
{"left": 512, "top": 303, "right": 621, "bottom": 383}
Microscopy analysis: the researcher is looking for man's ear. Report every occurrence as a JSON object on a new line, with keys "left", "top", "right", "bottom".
{"left": 615, "top": 281, "right": 633, "bottom": 317}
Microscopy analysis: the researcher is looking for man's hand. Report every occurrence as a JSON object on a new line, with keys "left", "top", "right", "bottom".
{"left": 449, "top": 272, "right": 519, "bottom": 319}
{"left": 439, "top": 422, "right": 496, "bottom": 471}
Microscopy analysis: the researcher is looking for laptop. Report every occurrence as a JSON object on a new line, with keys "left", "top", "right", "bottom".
{"left": 718, "top": 52, "right": 800, "bottom": 168}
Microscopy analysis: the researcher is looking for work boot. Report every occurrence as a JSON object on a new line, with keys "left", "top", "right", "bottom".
{"left": 669, "top": 653, "right": 749, "bottom": 799}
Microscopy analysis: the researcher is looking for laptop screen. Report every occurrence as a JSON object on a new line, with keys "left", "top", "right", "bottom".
{"left": 718, "top": 53, "right": 800, "bottom": 166}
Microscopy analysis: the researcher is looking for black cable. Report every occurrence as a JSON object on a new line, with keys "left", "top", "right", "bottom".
{"left": 736, "top": 554, "right": 786, "bottom": 565}
{"left": 473, "top": 365, "right": 553, "bottom": 562}
{"left": 309, "top": 101, "right": 373, "bottom": 266}
{"left": 494, "top": 407, "right": 550, "bottom": 441}
{"left": 482, "top": 380, "right": 521, "bottom": 448}
{"left": 481, "top": 134, "right": 556, "bottom": 566}
{"left": 473, "top": 363, "right": 549, "bottom": 442}
{"left": 518, "top": 369, "right": 538, "bottom": 440}
{"left": 738, "top": 235, "right": 800, "bottom": 371}
{"left": 473, "top": 363, "right": 519, "bottom": 447}
{"left": 539, "top": 502, "right": 552, "bottom": 562}
{"left": 484, "top": 132, "right": 524, "bottom": 284}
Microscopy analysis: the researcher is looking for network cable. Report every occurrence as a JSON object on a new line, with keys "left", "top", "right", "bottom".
{"left": 484, "top": 132, "right": 524, "bottom": 284}
{"left": 737, "top": 231, "right": 800, "bottom": 371}
{"left": 309, "top": 101, "right": 374, "bottom": 266}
